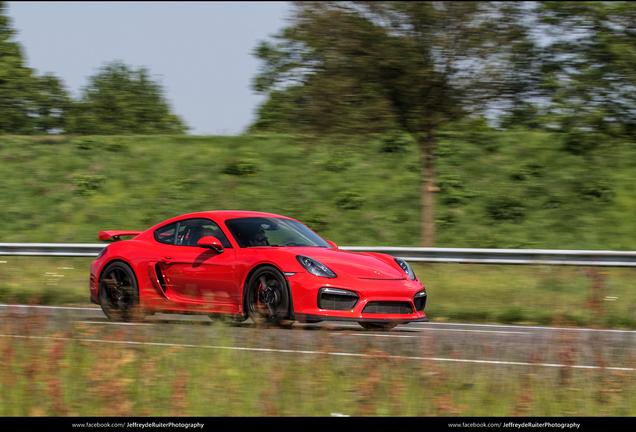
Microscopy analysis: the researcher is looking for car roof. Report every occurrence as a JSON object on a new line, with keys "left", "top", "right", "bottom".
{"left": 107, "top": 211, "right": 298, "bottom": 244}
{"left": 152, "top": 210, "right": 293, "bottom": 228}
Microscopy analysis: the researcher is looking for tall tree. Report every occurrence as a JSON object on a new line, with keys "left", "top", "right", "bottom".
{"left": 252, "top": 1, "right": 537, "bottom": 245}
{"left": 67, "top": 61, "right": 188, "bottom": 135}
{"left": 0, "top": 1, "right": 36, "bottom": 134}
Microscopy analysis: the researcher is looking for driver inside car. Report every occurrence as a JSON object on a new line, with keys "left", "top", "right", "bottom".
{"left": 241, "top": 225, "right": 269, "bottom": 246}
{"left": 249, "top": 229, "right": 269, "bottom": 246}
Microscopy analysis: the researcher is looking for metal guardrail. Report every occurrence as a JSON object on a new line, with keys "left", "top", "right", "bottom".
{"left": 2, "top": 243, "right": 636, "bottom": 267}
{"left": 342, "top": 247, "right": 636, "bottom": 267}
{"left": 0, "top": 243, "right": 105, "bottom": 257}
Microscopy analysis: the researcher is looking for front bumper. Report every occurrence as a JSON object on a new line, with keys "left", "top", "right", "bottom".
{"left": 287, "top": 271, "right": 428, "bottom": 324}
{"left": 293, "top": 313, "right": 429, "bottom": 324}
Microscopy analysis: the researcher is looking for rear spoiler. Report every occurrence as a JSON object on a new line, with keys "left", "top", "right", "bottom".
{"left": 98, "top": 230, "right": 143, "bottom": 242}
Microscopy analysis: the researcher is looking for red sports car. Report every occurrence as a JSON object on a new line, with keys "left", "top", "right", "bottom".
{"left": 90, "top": 211, "right": 428, "bottom": 329}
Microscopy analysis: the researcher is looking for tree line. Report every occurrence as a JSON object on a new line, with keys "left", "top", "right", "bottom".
{"left": 0, "top": 2, "right": 187, "bottom": 135}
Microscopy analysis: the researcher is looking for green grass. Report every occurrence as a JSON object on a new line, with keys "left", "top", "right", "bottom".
{"left": 0, "top": 134, "right": 421, "bottom": 245}
{"left": 434, "top": 130, "right": 636, "bottom": 250}
{"left": 1, "top": 317, "right": 635, "bottom": 417}
{"left": 2, "top": 131, "right": 636, "bottom": 250}
{"left": 419, "top": 263, "right": 636, "bottom": 329}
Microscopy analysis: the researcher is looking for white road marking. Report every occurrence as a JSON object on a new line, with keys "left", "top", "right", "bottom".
{"left": 2, "top": 304, "right": 636, "bottom": 335}
{"left": 410, "top": 321, "right": 636, "bottom": 334}
{"left": 79, "top": 321, "right": 153, "bottom": 326}
{"left": 334, "top": 333, "right": 420, "bottom": 338}
{"left": 339, "top": 328, "right": 530, "bottom": 337}
{"left": 0, "top": 304, "right": 102, "bottom": 311}
{"left": 0, "top": 333, "right": 633, "bottom": 372}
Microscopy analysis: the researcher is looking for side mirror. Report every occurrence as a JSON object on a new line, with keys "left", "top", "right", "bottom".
{"left": 327, "top": 240, "right": 338, "bottom": 249}
{"left": 197, "top": 236, "right": 224, "bottom": 253}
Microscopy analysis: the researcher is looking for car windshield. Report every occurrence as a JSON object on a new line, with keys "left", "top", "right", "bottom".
{"left": 225, "top": 217, "right": 330, "bottom": 248}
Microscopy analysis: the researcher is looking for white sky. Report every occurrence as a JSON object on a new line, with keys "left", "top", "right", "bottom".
{"left": 5, "top": 1, "right": 291, "bottom": 135}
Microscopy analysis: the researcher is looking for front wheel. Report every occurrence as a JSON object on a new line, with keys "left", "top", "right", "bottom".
{"left": 245, "top": 266, "right": 291, "bottom": 326}
{"left": 99, "top": 262, "right": 143, "bottom": 322}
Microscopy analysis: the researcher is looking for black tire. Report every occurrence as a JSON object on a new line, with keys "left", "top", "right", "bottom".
{"left": 98, "top": 262, "right": 143, "bottom": 322}
{"left": 358, "top": 322, "right": 398, "bottom": 331}
{"left": 244, "top": 266, "right": 291, "bottom": 326}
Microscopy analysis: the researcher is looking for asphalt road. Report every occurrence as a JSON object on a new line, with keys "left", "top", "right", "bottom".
{"left": 1, "top": 304, "right": 635, "bottom": 371}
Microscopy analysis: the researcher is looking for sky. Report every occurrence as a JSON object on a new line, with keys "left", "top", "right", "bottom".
{"left": 5, "top": 1, "right": 291, "bottom": 135}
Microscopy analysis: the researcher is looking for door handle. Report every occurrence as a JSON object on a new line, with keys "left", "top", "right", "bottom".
{"left": 162, "top": 256, "right": 174, "bottom": 264}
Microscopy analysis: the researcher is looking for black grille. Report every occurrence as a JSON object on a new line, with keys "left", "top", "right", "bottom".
{"left": 362, "top": 301, "right": 413, "bottom": 314}
{"left": 318, "top": 288, "right": 359, "bottom": 311}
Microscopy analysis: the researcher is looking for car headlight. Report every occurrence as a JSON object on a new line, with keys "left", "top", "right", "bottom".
{"left": 296, "top": 255, "right": 337, "bottom": 278}
{"left": 395, "top": 258, "right": 416, "bottom": 280}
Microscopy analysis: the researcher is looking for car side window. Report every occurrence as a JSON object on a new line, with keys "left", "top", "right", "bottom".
{"left": 154, "top": 222, "right": 177, "bottom": 245}
{"left": 174, "top": 218, "right": 232, "bottom": 248}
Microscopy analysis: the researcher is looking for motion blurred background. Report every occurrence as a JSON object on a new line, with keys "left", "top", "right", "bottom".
{"left": 2, "top": 1, "right": 636, "bottom": 417}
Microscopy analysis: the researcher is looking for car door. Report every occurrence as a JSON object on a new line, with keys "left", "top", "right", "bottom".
{"left": 157, "top": 218, "right": 239, "bottom": 307}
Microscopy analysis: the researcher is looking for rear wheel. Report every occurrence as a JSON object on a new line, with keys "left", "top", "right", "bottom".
{"left": 99, "top": 262, "right": 143, "bottom": 322}
{"left": 245, "top": 266, "right": 291, "bottom": 326}
{"left": 358, "top": 322, "right": 398, "bottom": 331}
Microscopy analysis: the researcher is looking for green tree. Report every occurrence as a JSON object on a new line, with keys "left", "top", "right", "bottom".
{"left": 251, "top": 1, "right": 537, "bottom": 245}
{"left": 538, "top": 1, "right": 636, "bottom": 139}
{"left": 31, "top": 74, "right": 72, "bottom": 134}
{"left": 67, "top": 61, "right": 188, "bottom": 135}
{"left": 0, "top": 1, "right": 35, "bottom": 134}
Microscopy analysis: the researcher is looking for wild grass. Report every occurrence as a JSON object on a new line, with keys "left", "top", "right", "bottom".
{"left": 0, "top": 312, "right": 635, "bottom": 417}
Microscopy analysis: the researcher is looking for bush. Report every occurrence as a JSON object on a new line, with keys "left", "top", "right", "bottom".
{"left": 575, "top": 178, "right": 614, "bottom": 201}
{"left": 562, "top": 130, "right": 604, "bottom": 155}
{"left": 106, "top": 137, "right": 128, "bottom": 152}
{"left": 74, "top": 137, "right": 102, "bottom": 150}
{"left": 485, "top": 194, "right": 525, "bottom": 222}
{"left": 334, "top": 190, "right": 365, "bottom": 210}
{"left": 223, "top": 158, "right": 260, "bottom": 176}
{"left": 323, "top": 150, "right": 353, "bottom": 172}
{"left": 72, "top": 174, "right": 105, "bottom": 195}
{"left": 510, "top": 162, "right": 544, "bottom": 181}
{"left": 433, "top": 140, "right": 455, "bottom": 158}
{"left": 437, "top": 173, "right": 476, "bottom": 206}
{"left": 379, "top": 131, "right": 412, "bottom": 153}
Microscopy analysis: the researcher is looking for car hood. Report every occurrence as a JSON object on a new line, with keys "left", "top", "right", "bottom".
{"left": 289, "top": 247, "right": 406, "bottom": 280}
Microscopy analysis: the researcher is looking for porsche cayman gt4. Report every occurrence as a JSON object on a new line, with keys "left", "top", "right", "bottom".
{"left": 90, "top": 211, "right": 428, "bottom": 329}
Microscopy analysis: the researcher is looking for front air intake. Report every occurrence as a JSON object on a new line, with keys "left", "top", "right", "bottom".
{"left": 317, "top": 288, "right": 359, "bottom": 311}
{"left": 362, "top": 301, "right": 413, "bottom": 314}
